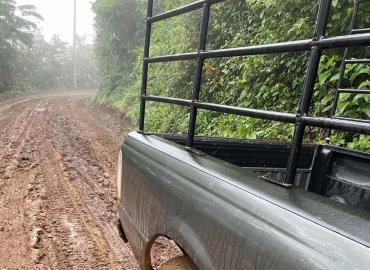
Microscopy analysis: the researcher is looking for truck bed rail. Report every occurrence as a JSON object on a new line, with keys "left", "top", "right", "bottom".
{"left": 138, "top": 0, "right": 370, "bottom": 186}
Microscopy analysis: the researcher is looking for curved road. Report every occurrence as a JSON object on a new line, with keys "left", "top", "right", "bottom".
{"left": 0, "top": 92, "right": 149, "bottom": 269}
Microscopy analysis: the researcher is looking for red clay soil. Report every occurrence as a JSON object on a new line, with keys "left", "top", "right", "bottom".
{"left": 0, "top": 92, "right": 180, "bottom": 269}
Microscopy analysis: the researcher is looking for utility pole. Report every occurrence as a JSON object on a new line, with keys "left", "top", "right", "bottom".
{"left": 73, "top": 0, "right": 77, "bottom": 89}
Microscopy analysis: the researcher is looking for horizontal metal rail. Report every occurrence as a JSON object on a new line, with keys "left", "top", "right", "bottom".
{"left": 200, "top": 39, "right": 312, "bottom": 58}
{"left": 351, "top": 28, "right": 370, "bottom": 34}
{"left": 338, "top": 88, "right": 370, "bottom": 94}
{"left": 303, "top": 116, "right": 370, "bottom": 134}
{"left": 344, "top": 59, "right": 370, "bottom": 64}
{"left": 145, "top": 33, "right": 370, "bottom": 63}
{"left": 332, "top": 116, "right": 370, "bottom": 124}
{"left": 143, "top": 95, "right": 193, "bottom": 106}
{"left": 195, "top": 102, "right": 296, "bottom": 123}
{"left": 148, "top": 0, "right": 223, "bottom": 23}
{"left": 143, "top": 95, "right": 296, "bottom": 123}
{"left": 145, "top": 52, "right": 198, "bottom": 63}
{"left": 142, "top": 95, "right": 370, "bottom": 134}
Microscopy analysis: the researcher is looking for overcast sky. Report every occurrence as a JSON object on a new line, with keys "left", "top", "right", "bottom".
{"left": 16, "top": 0, "right": 95, "bottom": 44}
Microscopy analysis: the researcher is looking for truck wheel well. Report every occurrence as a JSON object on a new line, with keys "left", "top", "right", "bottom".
{"left": 148, "top": 235, "right": 197, "bottom": 270}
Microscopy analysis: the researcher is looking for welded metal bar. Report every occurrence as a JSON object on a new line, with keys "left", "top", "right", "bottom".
{"left": 141, "top": 95, "right": 370, "bottom": 134}
{"left": 145, "top": 52, "right": 198, "bottom": 63}
{"left": 141, "top": 95, "right": 296, "bottom": 123}
{"left": 187, "top": 4, "right": 211, "bottom": 147}
{"left": 144, "top": 34, "right": 370, "bottom": 63}
{"left": 345, "top": 59, "right": 370, "bottom": 64}
{"left": 201, "top": 40, "right": 312, "bottom": 58}
{"left": 195, "top": 102, "right": 296, "bottom": 123}
{"left": 332, "top": 116, "right": 370, "bottom": 124}
{"left": 285, "top": 0, "right": 332, "bottom": 186}
{"left": 327, "top": 0, "right": 361, "bottom": 138}
{"left": 303, "top": 116, "right": 370, "bottom": 134}
{"left": 138, "top": 0, "right": 154, "bottom": 132}
{"left": 144, "top": 40, "right": 311, "bottom": 63}
{"left": 351, "top": 28, "right": 370, "bottom": 34}
{"left": 338, "top": 88, "right": 370, "bottom": 94}
{"left": 148, "top": 0, "right": 223, "bottom": 23}
{"left": 146, "top": 95, "right": 370, "bottom": 133}
{"left": 319, "top": 33, "right": 370, "bottom": 48}
{"left": 143, "top": 95, "right": 192, "bottom": 107}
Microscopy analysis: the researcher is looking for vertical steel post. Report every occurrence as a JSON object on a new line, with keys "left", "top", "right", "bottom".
{"left": 285, "top": 0, "right": 332, "bottom": 185}
{"left": 139, "top": 0, "right": 154, "bottom": 132}
{"left": 187, "top": 4, "right": 211, "bottom": 147}
{"left": 327, "top": 0, "right": 360, "bottom": 138}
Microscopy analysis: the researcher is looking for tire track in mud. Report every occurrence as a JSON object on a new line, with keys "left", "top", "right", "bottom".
{"left": 65, "top": 96, "right": 123, "bottom": 182}
{"left": 0, "top": 101, "right": 36, "bottom": 181}
{"left": 38, "top": 96, "right": 139, "bottom": 269}
{"left": 0, "top": 99, "right": 46, "bottom": 268}
{"left": 44, "top": 99, "right": 136, "bottom": 269}
{"left": 0, "top": 93, "right": 179, "bottom": 270}
{"left": 0, "top": 93, "right": 139, "bottom": 269}
{"left": 45, "top": 141, "right": 117, "bottom": 269}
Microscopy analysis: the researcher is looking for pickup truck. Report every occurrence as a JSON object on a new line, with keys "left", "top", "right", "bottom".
{"left": 117, "top": 0, "right": 370, "bottom": 269}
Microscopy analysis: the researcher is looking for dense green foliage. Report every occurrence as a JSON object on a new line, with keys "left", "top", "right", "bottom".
{"left": 93, "top": 0, "right": 370, "bottom": 150}
{"left": 93, "top": 0, "right": 145, "bottom": 102}
{"left": 0, "top": 0, "right": 41, "bottom": 91}
{"left": 0, "top": 0, "right": 99, "bottom": 95}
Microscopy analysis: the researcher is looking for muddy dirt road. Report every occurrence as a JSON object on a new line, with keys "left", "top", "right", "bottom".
{"left": 0, "top": 92, "right": 178, "bottom": 269}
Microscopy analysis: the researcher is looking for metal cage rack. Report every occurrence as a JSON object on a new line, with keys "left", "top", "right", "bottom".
{"left": 138, "top": 0, "right": 370, "bottom": 186}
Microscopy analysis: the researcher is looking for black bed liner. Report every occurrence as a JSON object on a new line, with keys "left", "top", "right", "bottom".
{"left": 158, "top": 133, "right": 370, "bottom": 213}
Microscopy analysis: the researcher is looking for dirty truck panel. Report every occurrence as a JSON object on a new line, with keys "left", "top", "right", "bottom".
{"left": 117, "top": 0, "right": 370, "bottom": 269}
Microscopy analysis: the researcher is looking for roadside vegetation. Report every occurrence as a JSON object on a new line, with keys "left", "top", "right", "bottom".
{"left": 93, "top": 0, "right": 370, "bottom": 151}
{"left": 0, "top": 0, "right": 99, "bottom": 100}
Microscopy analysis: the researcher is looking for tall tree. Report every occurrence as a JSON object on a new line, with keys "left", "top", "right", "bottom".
{"left": 92, "top": 0, "right": 145, "bottom": 95}
{"left": 0, "top": 0, "right": 42, "bottom": 91}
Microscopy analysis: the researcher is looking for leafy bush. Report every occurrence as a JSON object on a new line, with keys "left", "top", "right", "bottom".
{"left": 93, "top": 0, "right": 370, "bottom": 151}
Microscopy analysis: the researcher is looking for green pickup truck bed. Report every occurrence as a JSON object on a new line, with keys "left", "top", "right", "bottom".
{"left": 117, "top": 132, "right": 370, "bottom": 270}
{"left": 117, "top": 0, "right": 370, "bottom": 268}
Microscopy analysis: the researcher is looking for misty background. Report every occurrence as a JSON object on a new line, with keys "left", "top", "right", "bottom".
{"left": 0, "top": 0, "right": 99, "bottom": 93}
{"left": 16, "top": 0, "right": 95, "bottom": 44}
